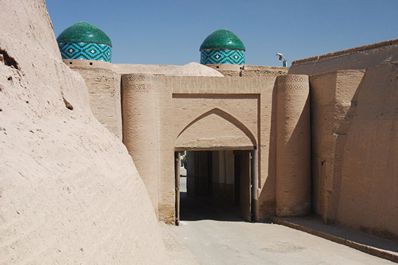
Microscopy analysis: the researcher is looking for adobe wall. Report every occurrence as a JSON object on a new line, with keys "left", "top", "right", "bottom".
{"left": 67, "top": 62, "right": 224, "bottom": 218}
{"left": 121, "top": 75, "right": 271, "bottom": 222}
{"left": 291, "top": 41, "right": 398, "bottom": 238}
{"left": 206, "top": 64, "right": 287, "bottom": 77}
{"left": 66, "top": 62, "right": 123, "bottom": 138}
{"left": 65, "top": 59, "right": 223, "bottom": 77}
{"left": 66, "top": 59, "right": 311, "bottom": 225}
{"left": 289, "top": 39, "right": 398, "bottom": 75}
{"left": 0, "top": 0, "right": 172, "bottom": 264}
{"left": 113, "top": 62, "right": 224, "bottom": 76}
{"left": 121, "top": 74, "right": 311, "bottom": 223}
{"left": 122, "top": 74, "right": 162, "bottom": 214}
{"left": 66, "top": 61, "right": 224, "bottom": 140}
{"left": 310, "top": 67, "right": 398, "bottom": 238}
{"left": 275, "top": 75, "right": 311, "bottom": 217}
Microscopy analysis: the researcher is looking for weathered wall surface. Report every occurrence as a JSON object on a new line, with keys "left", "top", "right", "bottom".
{"left": 241, "top": 65, "right": 288, "bottom": 77}
{"left": 122, "top": 74, "right": 161, "bottom": 214}
{"left": 169, "top": 76, "right": 276, "bottom": 222}
{"left": 71, "top": 66, "right": 122, "bottom": 138}
{"left": 67, "top": 61, "right": 223, "bottom": 140}
{"left": 292, "top": 42, "right": 398, "bottom": 238}
{"left": 121, "top": 74, "right": 306, "bottom": 223}
{"left": 0, "top": 1, "right": 171, "bottom": 264}
{"left": 114, "top": 62, "right": 224, "bottom": 76}
{"left": 206, "top": 64, "right": 287, "bottom": 77}
{"left": 310, "top": 70, "right": 364, "bottom": 219}
{"left": 173, "top": 93, "right": 258, "bottom": 151}
{"left": 275, "top": 75, "right": 311, "bottom": 217}
{"left": 75, "top": 63, "right": 288, "bottom": 222}
{"left": 289, "top": 39, "right": 398, "bottom": 75}
{"left": 117, "top": 68, "right": 222, "bottom": 216}
{"left": 65, "top": 60, "right": 224, "bottom": 77}
{"left": 310, "top": 67, "right": 398, "bottom": 238}
{"left": 336, "top": 64, "right": 398, "bottom": 238}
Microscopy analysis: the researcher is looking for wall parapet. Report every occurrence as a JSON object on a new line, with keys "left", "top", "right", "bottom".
{"left": 292, "top": 39, "right": 398, "bottom": 66}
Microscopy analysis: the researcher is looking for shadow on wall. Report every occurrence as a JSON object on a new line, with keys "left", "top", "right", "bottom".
{"left": 325, "top": 65, "right": 398, "bottom": 239}
{"left": 322, "top": 71, "right": 365, "bottom": 225}
{"left": 282, "top": 96, "right": 311, "bottom": 213}
{"left": 258, "top": 75, "right": 311, "bottom": 220}
{"left": 258, "top": 80, "right": 278, "bottom": 219}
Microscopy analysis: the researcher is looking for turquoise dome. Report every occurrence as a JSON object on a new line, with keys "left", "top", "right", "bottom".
{"left": 57, "top": 22, "right": 112, "bottom": 62}
{"left": 200, "top": 29, "right": 246, "bottom": 65}
{"left": 200, "top": 29, "right": 245, "bottom": 51}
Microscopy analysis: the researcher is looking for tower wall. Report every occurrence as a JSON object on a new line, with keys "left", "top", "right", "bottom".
{"left": 275, "top": 75, "right": 311, "bottom": 216}
{"left": 121, "top": 74, "right": 161, "bottom": 214}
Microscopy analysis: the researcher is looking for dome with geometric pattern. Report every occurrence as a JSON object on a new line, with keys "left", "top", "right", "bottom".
{"left": 57, "top": 22, "right": 112, "bottom": 62}
{"left": 200, "top": 29, "right": 246, "bottom": 65}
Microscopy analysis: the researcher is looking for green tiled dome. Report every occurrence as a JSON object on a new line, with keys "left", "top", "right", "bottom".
{"left": 57, "top": 22, "right": 112, "bottom": 62}
{"left": 57, "top": 22, "right": 112, "bottom": 46}
{"left": 200, "top": 29, "right": 246, "bottom": 65}
{"left": 200, "top": 29, "right": 245, "bottom": 51}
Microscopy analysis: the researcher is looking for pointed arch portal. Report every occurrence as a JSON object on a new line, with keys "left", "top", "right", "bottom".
{"left": 175, "top": 108, "right": 256, "bottom": 151}
{"left": 174, "top": 108, "right": 258, "bottom": 224}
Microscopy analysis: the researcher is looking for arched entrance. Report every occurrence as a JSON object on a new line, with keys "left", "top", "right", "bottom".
{"left": 174, "top": 109, "right": 257, "bottom": 224}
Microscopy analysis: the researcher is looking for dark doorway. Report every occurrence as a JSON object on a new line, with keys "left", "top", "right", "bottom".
{"left": 176, "top": 150, "right": 252, "bottom": 222}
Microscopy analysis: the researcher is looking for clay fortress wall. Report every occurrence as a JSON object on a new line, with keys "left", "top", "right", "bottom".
{"left": 0, "top": 1, "right": 173, "bottom": 264}
{"left": 1, "top": 3, "right": 397, "bottom": 264}
{"left": 290, "top": 40, "right": 398, "bottom": 238}
{"left": 68, "top": 39, "right": 398, "bottom": 240}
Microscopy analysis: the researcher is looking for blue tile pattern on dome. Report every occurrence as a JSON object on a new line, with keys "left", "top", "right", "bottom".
{"left": 201, "top": 49, "right": 245, "bottom": 65}
{"left": 59, "top": 42, "right": 112, "bottom": 62}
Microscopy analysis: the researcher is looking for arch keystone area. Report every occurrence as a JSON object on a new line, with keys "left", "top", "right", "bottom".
{"left": 176, "top": 108, "right": 256, "bottom": 150}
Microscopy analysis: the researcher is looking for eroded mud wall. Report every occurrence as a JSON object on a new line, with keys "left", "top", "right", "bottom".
{"left": 0, "top": 1, "right": 171, "bottom": 264}
{"left": 292, "top": 42, "right": 398, "bottom": 238}
{"left": 70, "top": 65, "right": 122, "bottom": 139}
{"left": 311, "top": 67, "right": 398, "bottom": 238}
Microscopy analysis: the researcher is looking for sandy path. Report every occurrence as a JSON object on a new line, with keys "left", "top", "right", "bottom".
{"left": 162, "top": 220, "right": 396, "bottom": 265}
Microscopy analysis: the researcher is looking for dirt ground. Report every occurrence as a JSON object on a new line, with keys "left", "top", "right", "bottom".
{"left": 161, "top": 220, "right": 396, "bottom": 265}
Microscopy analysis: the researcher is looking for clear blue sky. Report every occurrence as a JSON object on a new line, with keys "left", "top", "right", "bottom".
{"left": 47, "top": 0, "right": 398, "bottom": 66}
